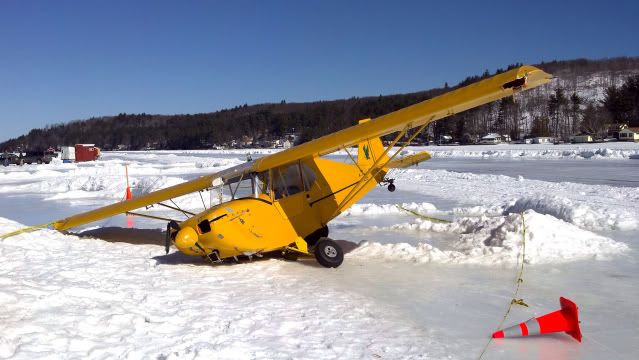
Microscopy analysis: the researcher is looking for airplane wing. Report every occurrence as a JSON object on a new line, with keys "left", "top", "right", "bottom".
{"left": 52, "top": 65, "right": 551, "bottom": 231}
{"left": 52, "top": 162, "right": 255, "bottom": 231}
{"left": 252, "top": 65, "right": 551, "bottom": 172}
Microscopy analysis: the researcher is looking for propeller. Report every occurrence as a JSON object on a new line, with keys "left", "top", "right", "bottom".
{"left": 165, "top": 220, "right": 180, "bottom": 255}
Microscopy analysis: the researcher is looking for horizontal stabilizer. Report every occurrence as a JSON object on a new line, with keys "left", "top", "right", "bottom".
{"left": 386, "top": 151, "right": 431, "bottom": 168}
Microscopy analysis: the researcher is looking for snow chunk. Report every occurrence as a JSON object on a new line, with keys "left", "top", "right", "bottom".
{"left": 349, "top": 210, "right": 629, "bottom": 264}
{"left": 505, "top": 196, "right": 638, "bottom": 231}
{"left": 344, "top": 202, "right": 438, "bottom": 216}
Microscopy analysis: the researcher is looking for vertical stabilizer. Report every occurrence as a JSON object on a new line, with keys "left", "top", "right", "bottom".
{"left": 357, "top": 119, "right": 388, "bottom": 170}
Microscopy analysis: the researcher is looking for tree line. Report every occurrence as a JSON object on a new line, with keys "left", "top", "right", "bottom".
{"left": 2, "top": 57, "right": 638, "bottom": 152}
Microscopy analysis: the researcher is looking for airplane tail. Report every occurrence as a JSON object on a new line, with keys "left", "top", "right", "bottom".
{"left": 357, "top": 119, "right": 389, "bottom": 170}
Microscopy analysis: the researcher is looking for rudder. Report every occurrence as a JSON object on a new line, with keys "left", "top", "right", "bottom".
{"left": 357, "top": 119, "right": 388, "bottom": 170}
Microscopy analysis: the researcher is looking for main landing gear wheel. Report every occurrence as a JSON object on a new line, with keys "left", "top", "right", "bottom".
{"left": 314, "top": 238, "right": 343, "bottom": 268}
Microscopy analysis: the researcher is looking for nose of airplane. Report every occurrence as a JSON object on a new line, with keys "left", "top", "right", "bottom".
{"left": 174, "top": 226, "right": 200, "bottom": 255}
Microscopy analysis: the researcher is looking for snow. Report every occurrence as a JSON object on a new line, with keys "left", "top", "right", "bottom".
{"left": 349, "top": 210, "right": 629, "bottom": 264}
{"left": 1, "top": 145, "right": 638, "bottom": 359}
{"left": 406, "top": 142, "right": 639, "bottom": 160}
{"left": 0, "top": 218, "right": 435, "bottom": 360}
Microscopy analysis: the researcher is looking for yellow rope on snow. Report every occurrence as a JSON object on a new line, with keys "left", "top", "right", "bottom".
{"left": 397, "top": 205, "right": 529, "bottom": 359}
{"left": 0, "top": 222, "right": 55, "bottom": 240}
{"left": 477, "top": 212, "right": 528, "bottom": 360}
{"left": 396, "top": 205, "right": 451, "bottom": 223}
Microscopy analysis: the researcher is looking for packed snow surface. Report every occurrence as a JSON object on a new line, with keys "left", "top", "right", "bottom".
{"left": 0, "top": 218, "right": 434, "bottom": 359}
{"left": 1, "top": 145, "right": 638, "bottom": 359}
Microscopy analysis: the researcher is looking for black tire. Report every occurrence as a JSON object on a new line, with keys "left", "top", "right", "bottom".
{"left": 314, "top": 238, "right": 343, "bottom": 268}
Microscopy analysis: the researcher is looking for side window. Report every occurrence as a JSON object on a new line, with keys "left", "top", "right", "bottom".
{"left": 301, "top": 163, "right": 317, "bottom": 192}
{"left": 256, "top": 171, "right": 270, "bottom": 197}
{"left": 272, "top": 163, "right": 303, "bottom": 199}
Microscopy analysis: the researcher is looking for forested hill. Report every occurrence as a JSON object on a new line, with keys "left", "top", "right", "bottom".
{"left": 2, "top": 57, "right": 639, "bottom": 152}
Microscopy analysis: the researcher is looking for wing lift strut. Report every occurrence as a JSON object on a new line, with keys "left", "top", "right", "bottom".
{"left": 330, "top": 120, "right": 431, "bottom": 218}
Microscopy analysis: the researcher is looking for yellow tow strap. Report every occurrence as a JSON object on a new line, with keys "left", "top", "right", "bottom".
{"left": 396, "top": 205, "right": 452, "bottom": 223}
{"left": 478, "top": 212, "right": 528, "bottom": 359}
{"left": 0, "top": 222, "right": 55, "bottom": 240}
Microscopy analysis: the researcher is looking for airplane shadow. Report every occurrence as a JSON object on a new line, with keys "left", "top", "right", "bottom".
{"left": 73, "top": 227, "right": 358, "bottom": 268}
{"left": 73, "top": 227, "right": 165, "bottom": 246}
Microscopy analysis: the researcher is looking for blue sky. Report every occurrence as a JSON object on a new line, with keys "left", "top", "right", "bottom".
{"left": 1, "top": 0, "right": 637, "bottom": 142}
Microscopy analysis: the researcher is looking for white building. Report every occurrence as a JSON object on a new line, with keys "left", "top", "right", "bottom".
{"left": 570, "top": 135, "right": 593, "bottom": 143}
{"left": 619, "top": 127, "right": 639, "bottom": 142}
{"left": 532, "top": 137, "right": 553, "bottom": 144}
{"left": 479, "top": 133, "right": 510, "bottom": 144}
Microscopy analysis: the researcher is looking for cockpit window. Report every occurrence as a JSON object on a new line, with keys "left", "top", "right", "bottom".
{"left": 301, "top": 163, "right": 317, "bottom": 192}
{"left": 272, "top": 163, "right": 303, "bottom": 199}
{"left": 227, "top": 175, "right": 253, "bottom": 199}
{"left": 256, "top": 171, "right": 270, "bottom": 196}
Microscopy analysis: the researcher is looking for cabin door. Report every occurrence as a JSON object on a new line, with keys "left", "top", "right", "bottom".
{"left": 272, "top": 162, "right": 316, "bottom": 236}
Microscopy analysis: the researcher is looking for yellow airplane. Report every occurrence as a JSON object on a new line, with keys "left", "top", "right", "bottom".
{"left": 49, "top": 66, "right": 551, "bottom": 267}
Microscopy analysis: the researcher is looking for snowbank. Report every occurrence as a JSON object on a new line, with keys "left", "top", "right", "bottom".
{"left": 349, "top": 210, "right": 629, "bottom": 265}
{"left": 505, "top": 196, "right": 638, "bottom": 231}
{"left": 426, "top": 147, "right": 639, "bottom": 160}
{"left": 403, "top": 142, "right": 639, "bottom": 160}
{"left": 343, "top": 202, "right": 438, "bottom": 216}
{"left": 395, "top": 168, "right": 639, "bottom": 232}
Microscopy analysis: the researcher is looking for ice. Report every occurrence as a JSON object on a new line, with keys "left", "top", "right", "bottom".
{"left": 1, "top": 147, "right": 638, "bottom": 359}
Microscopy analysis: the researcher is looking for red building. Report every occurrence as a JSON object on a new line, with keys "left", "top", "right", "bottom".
{"left": 74, "top": 144, "right": 101, "bottom": 162}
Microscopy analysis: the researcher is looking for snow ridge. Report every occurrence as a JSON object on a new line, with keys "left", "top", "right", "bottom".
{"left": 348, "top": 210, "right": 629, "bottom": 265}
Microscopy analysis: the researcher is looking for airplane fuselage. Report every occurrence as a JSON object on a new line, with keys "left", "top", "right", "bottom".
{"left": 172, "top": 155, "right": 386, "bottom": 260}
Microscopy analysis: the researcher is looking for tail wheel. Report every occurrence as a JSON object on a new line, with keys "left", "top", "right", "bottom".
{"left": 314, "top": 238, "right": 343, "bottom": 268}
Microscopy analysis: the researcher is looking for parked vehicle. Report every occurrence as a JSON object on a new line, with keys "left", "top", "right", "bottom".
{"left": 21, "top": 151, "right": 53, "bottom": 165}
{"left": 1, "top": 153, "right": 21, "bottom": 166}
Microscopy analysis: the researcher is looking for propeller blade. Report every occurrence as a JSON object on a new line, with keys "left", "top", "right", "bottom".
{"left": 165, "top": 220, "right": 180, "bottom": 255}
{"left": 165, "top": 226, "right": 170, "bottom": 255}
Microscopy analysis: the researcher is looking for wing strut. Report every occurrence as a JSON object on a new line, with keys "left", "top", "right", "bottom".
{"left": 126, "top": 211, "right": 178, "bottom": 223}
{"left": 331, "top": 121, "right": 429, "bottom": 218}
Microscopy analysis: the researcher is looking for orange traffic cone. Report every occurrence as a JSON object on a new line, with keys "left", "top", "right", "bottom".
{"left": 124, "top": 165, "right": 133, "bottom": 201}
{"left": 492, "top": 297, "right": 582, "bottom": 342}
